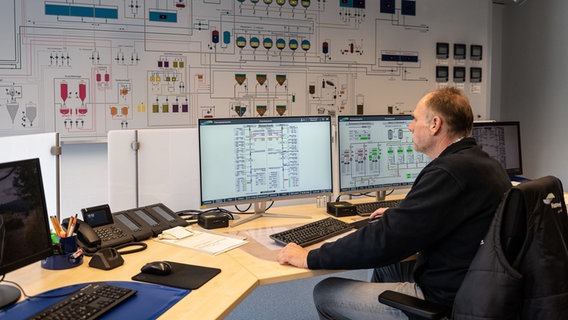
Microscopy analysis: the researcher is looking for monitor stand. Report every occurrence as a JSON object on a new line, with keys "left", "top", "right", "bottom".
{"left": 0, "top": 284, "right": 21, "bottom": 310}
{"left": 231, "top": 201, "right": 311, "bottom": 227}
{"left": 376, "top": 190, "right": 387, "bottom": 201}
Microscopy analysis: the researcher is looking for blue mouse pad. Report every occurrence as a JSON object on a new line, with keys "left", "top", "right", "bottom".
{"left": 132, "top": 261, "right": 221, "bottom": 290}
{"left": 0, "top": 281, "right": 189, "bottom": 320}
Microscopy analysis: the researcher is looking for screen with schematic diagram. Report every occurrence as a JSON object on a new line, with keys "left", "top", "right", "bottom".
{"left": 337, "top": 115, "right": 430, "bottom": 195}
{"left": 198, "top": 115, "right": 333, "bottom": 208}
{"left": 472, "top": 121, "right": 522, "bottom": 176}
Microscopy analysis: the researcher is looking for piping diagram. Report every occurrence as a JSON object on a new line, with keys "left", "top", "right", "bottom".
{"left": 0, "top": 0, "right": 491, "bottom": 141}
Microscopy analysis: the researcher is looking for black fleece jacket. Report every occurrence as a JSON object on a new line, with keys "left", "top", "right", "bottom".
{"left": 307, "top": 137, "right": 512, "bottom": 306}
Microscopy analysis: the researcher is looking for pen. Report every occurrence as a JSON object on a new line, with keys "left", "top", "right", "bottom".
{"left": 67, "top": 215, "right": 77, "bottom": 237}
{"left": 50, "top": 216, "right": 66, "bottom": 238}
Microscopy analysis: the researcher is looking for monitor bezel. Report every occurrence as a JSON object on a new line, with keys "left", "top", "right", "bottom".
{"left": 0, "top": 158, "right": 54, "bottom": 276}
{"left": 472, "top": 121, "right": 523, "bottom": 176}
{"left": 337, "top": 114, "right": 426, "bottom": 196}
{"left": 198, "top": 116, "right": 334, "bottom": 208}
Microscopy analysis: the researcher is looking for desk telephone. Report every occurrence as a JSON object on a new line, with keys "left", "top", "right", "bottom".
{"left": 69, "top": 203, "right": 188, "bottom": 253}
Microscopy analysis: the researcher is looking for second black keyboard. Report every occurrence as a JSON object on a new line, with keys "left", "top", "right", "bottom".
{"left": 269, "top": 217, "right": 354, "bottom": 247}
{"left": 28, "top": 282, "right": 137, "bottom": 320}
{"left": 355, "top": 199, "right": 402, "bottom": 215}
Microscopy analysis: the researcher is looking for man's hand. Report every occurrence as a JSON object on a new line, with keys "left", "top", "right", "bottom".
{"left": 277, "top": 243, "right": 309, "bottom": 269}
{"left": 369, "top": 207, "right": 387, "bottom": 220}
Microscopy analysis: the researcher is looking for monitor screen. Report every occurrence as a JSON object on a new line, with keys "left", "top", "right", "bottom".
{"left": 0, "top": 158, "right": 53, "bottom": 308}
{"left": 198, "top": 116, "right": 333, "bottom": 208}
{"left": 472, "top": 121, "right": 523, "bottom": 176}
{"left": 337, "top": 115, "right": 429, "bottom": 196}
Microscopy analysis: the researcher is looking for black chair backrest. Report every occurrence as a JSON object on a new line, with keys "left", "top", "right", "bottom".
{"left": 453, "top": 176, "right": 568, "bottom": 319}
{"left": 499, "top": 188, "right": 527, "bottom": 266}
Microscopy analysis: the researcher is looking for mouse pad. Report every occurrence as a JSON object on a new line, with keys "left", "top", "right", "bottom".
{"left": 132, "top": 261, "right": 221, "bottom": 290}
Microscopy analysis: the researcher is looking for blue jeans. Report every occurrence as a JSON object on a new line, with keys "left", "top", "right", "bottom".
{"left": 313, "top": 277, "right": 424, "bottom": 320}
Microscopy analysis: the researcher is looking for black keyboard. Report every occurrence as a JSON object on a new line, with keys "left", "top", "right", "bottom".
{"left": 28, "top": 283, "right": 137, "bottom": 320}
{"left": 355, "top": 199, "right": 402, "bottom": 216}
{"left": 269, "top": 217, "right": 354, "bottom": 247}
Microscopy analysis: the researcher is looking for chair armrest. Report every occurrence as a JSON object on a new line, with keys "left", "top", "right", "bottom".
{"left": 378, "top": 290, "right": 450, "bottom": 320}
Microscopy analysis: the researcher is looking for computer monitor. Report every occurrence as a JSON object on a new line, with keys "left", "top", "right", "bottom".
{"left": 337, "top": 115, "right": 430, "bottom": 200}
{"left": 198, "top": 116, "right": 333, "bottom": 226}
{"left": 472, "top": 121, "right": 523, "bottom": 176}
{"left": 0, "top": 158, "right": 53, "bottom": 309}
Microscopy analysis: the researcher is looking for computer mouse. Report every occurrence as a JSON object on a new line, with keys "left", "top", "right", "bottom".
{"left": 141, "top": 261, "right": 172, "bottom": 275}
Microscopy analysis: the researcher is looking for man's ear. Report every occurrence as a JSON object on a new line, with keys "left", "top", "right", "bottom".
{"left": 430, "top": 115, "right": 442, "bottom": 135}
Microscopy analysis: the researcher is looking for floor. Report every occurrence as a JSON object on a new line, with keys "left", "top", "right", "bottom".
{"left": 225, "top": 269, "right": 371, "bottom": 320}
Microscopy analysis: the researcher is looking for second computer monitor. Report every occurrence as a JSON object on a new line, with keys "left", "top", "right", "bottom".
{"left": 472, "top": 121, "right": 523, "bottom": 176}
{"left": 337, "top": 115, "right": 429, "bottom": 198}
{"left": 198, "top": 116, "right": 333, "bottom": 208}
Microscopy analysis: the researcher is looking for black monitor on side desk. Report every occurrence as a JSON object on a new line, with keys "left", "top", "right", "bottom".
{"left": 472, "top": 121, "right": 523, "bottom": 177}
{"left": 337, "top": 115, "right": 430, "bottom": 200}
{"left": 0, "top": 158, "right": 54, "bottom": 309}
{"left": 198, "top": 116, "right": 333, "bottom": 226}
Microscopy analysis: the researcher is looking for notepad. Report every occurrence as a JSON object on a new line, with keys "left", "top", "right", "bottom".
{"left": 154, "top": 227, "right": 247, "bottom": 255}
{"left": 159, "top": 226, "right": 193, "bottom": 239}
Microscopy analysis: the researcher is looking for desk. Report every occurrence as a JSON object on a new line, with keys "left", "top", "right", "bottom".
{"left": 225, "top": 201, "right": 366, "bottom": 285}
{"left": 3, "top": 197, "right": 382, "bottom": 319}
{"left": 5, "top": 239, "right": 258, "bottom": 319}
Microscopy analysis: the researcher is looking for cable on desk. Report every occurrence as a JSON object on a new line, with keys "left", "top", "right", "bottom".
{"left": 80, "top": 242, "right": 147, "bottom": 257}
{"left": 0, "top": 275, "right": 82, "bottom": 300}
{"left": 114, "top": 242, "right": 147, "bottom": 255}
{"left": 334, "top": 189, "right": 395, "bottom": 202}
{"left": 233, "top": 201, "right": 275, "bottom": 213}
{"left": 233, "top": 203, "right": 252, "bottom": 212}
{"left": 176, "top": 208, "right": 235, "bottom": 220}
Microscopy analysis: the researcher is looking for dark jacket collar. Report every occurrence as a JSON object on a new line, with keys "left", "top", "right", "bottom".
{"left": 438, "top": 137, "right": 477, "bottom": 158}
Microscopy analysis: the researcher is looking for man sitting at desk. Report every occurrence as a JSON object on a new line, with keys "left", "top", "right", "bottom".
{"left": 277, "top": 87, "right": 512, "bottom": 320}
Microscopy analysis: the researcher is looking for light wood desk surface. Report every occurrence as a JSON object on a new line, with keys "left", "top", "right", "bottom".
{"left": 5, "top": 239, "right": 259, "bottom": 320}
{"left": 225, "top": 201, "right": 368, "bottom": 285}
{"left": 4, "top": 197, "right": 388, "bottom": 319}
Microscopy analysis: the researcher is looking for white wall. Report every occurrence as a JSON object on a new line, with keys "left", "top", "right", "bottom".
{"left": 59, "top": 143, "right": 108, "bottom": 219}
{"left": 501, "top": 0, "right": 568, "bottom": 185}
{"left": 490, "top": 2, "right": 504, "bottom": 120}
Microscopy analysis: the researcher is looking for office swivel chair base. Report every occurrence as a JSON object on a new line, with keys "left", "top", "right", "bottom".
{"left": 378, "top": 290, "right": 450, "bottom": 320}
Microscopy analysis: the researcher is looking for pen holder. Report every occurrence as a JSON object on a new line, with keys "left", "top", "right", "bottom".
{"left": 41, "top": 235, "right": 83, "bottom": 270}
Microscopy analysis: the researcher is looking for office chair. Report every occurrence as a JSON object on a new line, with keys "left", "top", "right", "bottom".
{"left": 378, "top": 176, "right": 568, "bottom": 319}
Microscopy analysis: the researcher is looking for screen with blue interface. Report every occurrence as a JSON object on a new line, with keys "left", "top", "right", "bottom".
{"left": 472, "top": 121, "right": 522, "bottom": 176}
{"left": 198, "top": 116, "right": 333, "bottom": 207}
{"left": 337, "top": 115, "right": 429, "bottom": 195}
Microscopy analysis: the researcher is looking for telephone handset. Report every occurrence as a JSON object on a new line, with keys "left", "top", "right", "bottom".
{"left": 61, "top": 218, "right": 105, "bottom": 253}
{"left": 74, "top": 220, "right": 101, "bottom": 248}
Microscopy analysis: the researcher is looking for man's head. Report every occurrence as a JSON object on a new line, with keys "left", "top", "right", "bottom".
{"left": 409, "top": 87, "right": 474, "bottom": 159}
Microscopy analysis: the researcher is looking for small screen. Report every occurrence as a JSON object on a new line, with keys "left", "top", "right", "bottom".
{"left": 115, "top": 214, "right": 141, "bottom": 231}
{"left": 470, "top": 45, "right": 482, "bottom": 60}
{"left": 436, "top": 66, "right": 449, "bottom": 82}
{"left": 454, "top": 67, "right": 466, "bottom": 82}
{"left": 134, "top": 209, "right": 159, "bottom": 226}
{"left": 337, "top": 115, "right": 430, "bottom": 195}
{"left": 454, "top": 43, "right": 466, "bottom": 59}
{"left": 199, "top": 116, "right": 333, "bottom": 207}
{"left": 436, "top": 42, "right": 449, "bottom": 58}
{"left": 470, "top": 67, "right": 482, "bottom": 82}
{"left": 83, "top": 206, "right": 113, "bottom": 227}
{"left": 150, "top": 205, "right": 174, "bottom": 222}
{"left": 472, "top": 121, "right": 523, "bottom": 176}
